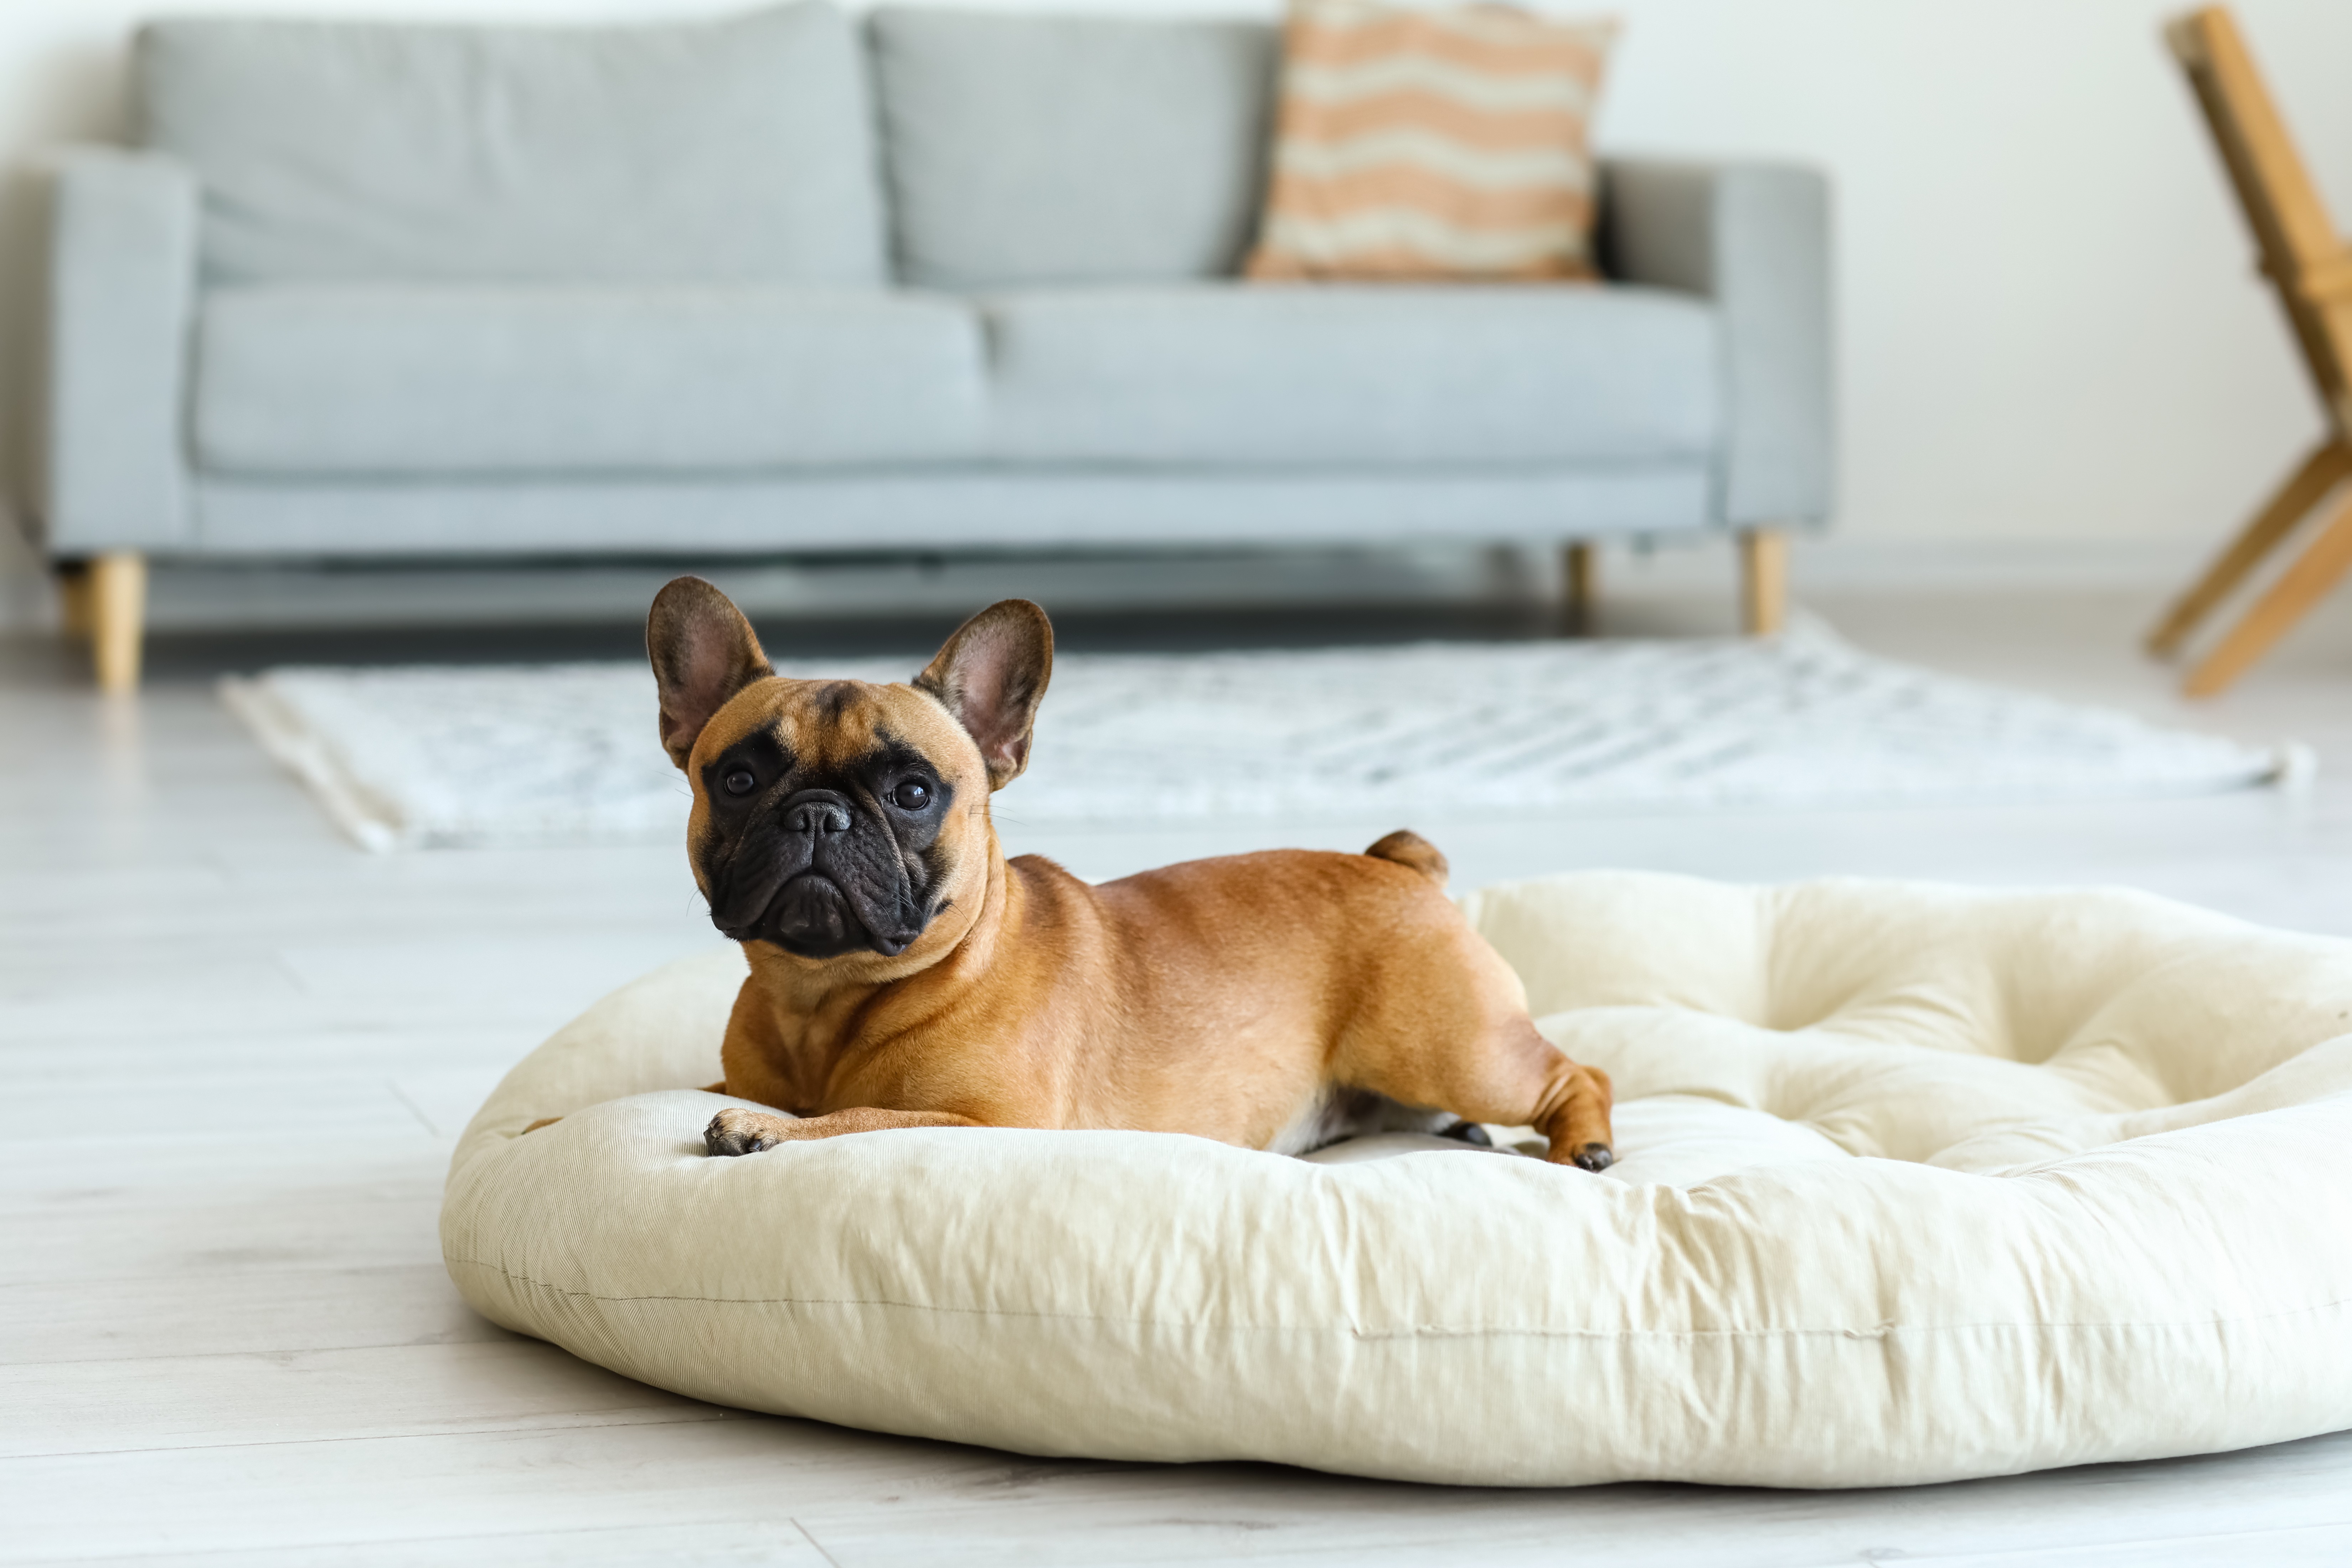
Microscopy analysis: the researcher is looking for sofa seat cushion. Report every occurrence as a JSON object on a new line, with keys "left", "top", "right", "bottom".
{"left": 981, "top": 283, "right": 1720, "bottom": 466}
{"left": 870, "top": 9, "right": 1280, "bottom": 288}
{"left": 138, "top": 3, "right": 886, "bottom": 285}
{"left": 195, "top": 287, "right": 987, "bottom": 475}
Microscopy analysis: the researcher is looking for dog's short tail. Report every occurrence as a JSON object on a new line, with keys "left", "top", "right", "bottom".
{"left": 1364, "top": 829, "right": 1449, "bottom": 888}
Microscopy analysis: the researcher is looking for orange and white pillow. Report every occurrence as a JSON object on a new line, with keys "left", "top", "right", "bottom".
{"left": 1246, "top": 0, "right": 1616, "bottom": 282}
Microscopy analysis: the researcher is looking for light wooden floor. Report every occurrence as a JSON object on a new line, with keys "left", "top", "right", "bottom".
{"left": 8, "top": 586, "right": 2352, "bottom": 1565}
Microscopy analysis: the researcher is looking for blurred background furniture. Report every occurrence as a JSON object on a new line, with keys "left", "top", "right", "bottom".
{"left": 2147, "top": 4, "right": 2352, "bottom": 697}
{"left": 30, "top": 2, "right": 1833, "bottom": 692}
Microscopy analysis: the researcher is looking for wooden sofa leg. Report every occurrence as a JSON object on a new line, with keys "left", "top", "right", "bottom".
{"left": 88, "top": 552, "right": 148, "bottom": 694}
{"left": 1738, "top": 528, "right": 1788, "bottom": 635}
{"left": 1562, "top": 541, "right": 1597, "bottom": 635}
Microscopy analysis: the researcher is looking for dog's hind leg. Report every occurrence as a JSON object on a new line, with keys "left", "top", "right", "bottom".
{"left": 1525, "top": 1055, "right": 1615, "bottom": 1172}
{"left": 1454, "top": 1021, "right": 1614, "bottom": 1171}
{"left": 1346, "top": 1013, "right": 1614, "bottom": 1172}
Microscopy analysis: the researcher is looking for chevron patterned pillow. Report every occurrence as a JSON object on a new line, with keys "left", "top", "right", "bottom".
{"left": 1245, "top": 0, "right": 1616, "bottom": 281}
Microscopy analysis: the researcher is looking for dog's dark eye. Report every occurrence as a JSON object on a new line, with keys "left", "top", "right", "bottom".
{"left": 891, "top": 780, "right": 931, "bottom": 810}
{"left": 722, "top": 768, "right": 758, "bottom": 798}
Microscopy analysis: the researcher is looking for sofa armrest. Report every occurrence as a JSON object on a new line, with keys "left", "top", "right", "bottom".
{"left": 32, "top": 145, "right": 199, "bottom": 555}
{"left": 1599, "top": 158, "right": 1832, "bottom": 528}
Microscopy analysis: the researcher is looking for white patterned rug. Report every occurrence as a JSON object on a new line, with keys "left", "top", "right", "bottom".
{"left": 221, "top": 621, "right": 2300, "bottom": 852}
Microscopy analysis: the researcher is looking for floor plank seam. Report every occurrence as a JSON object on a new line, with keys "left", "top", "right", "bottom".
{"left": 0, "top": 1407, "right": 736, "bottom": 1461}
{"left": 384, "top": 1077, "right": 449, "bottom": 1138}
{"left": 792, "top": 1518, "right": 847, "bottom": 1567}
{"left": 0, "top": 1335, "right": 534, "bottom": 1370}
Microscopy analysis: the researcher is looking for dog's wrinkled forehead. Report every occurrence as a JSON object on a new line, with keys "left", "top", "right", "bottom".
{"left": 693, "top": 676, "right": 981, "bottom": 783}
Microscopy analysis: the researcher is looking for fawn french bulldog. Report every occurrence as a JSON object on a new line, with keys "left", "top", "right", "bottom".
{"left": 645, "top": 577, "right": 1614, "bottom": 1170}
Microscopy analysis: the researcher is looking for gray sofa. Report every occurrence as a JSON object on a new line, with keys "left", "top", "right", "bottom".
{"left": 29, "top": 2, "right": 1831, "bottom": 688}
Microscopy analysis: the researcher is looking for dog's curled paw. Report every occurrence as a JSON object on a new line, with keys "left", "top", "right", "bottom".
{"left": 704, "top": 1107, "right": 788, "bottom": 1158}
{"left": 1573, "top": 1142, "right": 1615, "bottom": 1173}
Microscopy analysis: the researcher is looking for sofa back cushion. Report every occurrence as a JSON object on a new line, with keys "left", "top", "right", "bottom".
{"left": 870, "top": 8, "right": 1279, "bottom": 288}
{"left": 136, "top": 3, "right": 886, "bottom": 286}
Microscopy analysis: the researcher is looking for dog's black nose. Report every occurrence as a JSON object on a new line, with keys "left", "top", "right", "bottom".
{"left": 781, "top": 790, "right": 853, "bottom": 837}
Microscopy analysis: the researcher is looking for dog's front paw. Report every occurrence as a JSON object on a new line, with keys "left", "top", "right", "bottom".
{"left": 705, "top": 1107, "right": 793, "bottom": 1157}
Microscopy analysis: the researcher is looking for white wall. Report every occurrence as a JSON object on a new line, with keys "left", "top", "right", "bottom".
{"left": 3, "top": 0, "right": 2350, "bottom": 628}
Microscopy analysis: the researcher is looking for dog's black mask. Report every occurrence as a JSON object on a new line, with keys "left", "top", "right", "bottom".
{"left": 696, "top": 729, "right": 957, "bottom": 959}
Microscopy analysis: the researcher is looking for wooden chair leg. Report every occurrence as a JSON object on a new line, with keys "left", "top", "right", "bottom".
{"left": 1738, "top": 527, "right": 1788, "bottom": 635}
{"left": 2184, "top": 488, "right": 2352, "bottom": 696}
{"left": 88, "top": 552, "right": 147, "bottom": 695}
{"left": 1562, "top": 541, "right": 1597, "bottom": 635}
{"left": 2148, "top": 440, "right": 2352, "bottom": 657}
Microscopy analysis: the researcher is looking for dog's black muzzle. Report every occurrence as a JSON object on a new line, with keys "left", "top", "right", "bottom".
{"left": 711, "top": 788, "right": 924, "bottom": 959}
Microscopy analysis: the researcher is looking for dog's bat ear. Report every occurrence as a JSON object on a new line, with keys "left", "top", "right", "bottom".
{"left": 647, "top": 577, "right": 773, "bottom": 769}
{"left": 915, "top": 599, "right": 1054, "bottom": 790}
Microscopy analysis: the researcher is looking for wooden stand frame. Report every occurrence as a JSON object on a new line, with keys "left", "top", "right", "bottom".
{"left": 2147, "top": 7, "right": 2352, "bottom": 696}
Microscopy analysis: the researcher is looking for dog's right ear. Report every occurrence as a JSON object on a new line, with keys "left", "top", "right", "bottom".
{"left": 647, "top": 577, "right": 773, "bottom": 769}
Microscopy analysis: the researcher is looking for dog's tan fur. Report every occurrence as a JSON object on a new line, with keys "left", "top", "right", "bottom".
{"left": 645, "top": 579, "right": 1615, "bottom": 1169}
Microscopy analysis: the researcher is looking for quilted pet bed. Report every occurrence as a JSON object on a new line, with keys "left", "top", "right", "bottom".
{"left": 441, "top": 872, "right": 2352, "bottom": 1487}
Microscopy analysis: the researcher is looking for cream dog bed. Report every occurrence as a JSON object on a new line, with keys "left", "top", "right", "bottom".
{"left": 442, "top": 872, "right": 2352, "bottom": 1487}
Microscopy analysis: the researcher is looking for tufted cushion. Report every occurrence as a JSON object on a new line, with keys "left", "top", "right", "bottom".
{"left": 1465, "top": 873, "right": 2352, "bottom": 1164}
{"left": 440, "top": 872, "right": 2352, "bottom": 1487}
